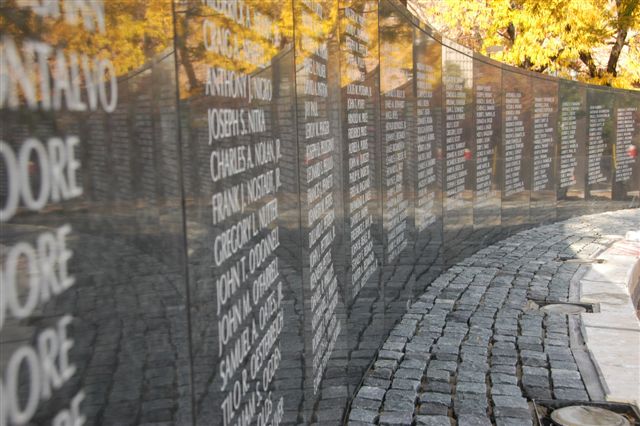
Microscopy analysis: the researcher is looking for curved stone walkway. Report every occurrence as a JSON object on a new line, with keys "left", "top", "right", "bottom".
{"left": 348, "top": 209, "right": 640, "bottom": 426}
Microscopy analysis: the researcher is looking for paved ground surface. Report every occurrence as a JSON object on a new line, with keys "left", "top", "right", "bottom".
{"left": 578, "top": 236, "right": 640, "bottom": 406}
{"left": 348, "top": 208, "right": 640, "bottom": 426}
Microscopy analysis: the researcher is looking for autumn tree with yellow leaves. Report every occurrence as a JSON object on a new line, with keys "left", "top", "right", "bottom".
{"left": 409, "top": 0, "right": 640, "bottom": 89}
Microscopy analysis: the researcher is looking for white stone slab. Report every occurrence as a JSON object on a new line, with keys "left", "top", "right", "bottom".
{"left": 579, "top": 240, "right": 640, "bottom": 407}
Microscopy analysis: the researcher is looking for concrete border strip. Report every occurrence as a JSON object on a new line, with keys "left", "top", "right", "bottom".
{"left": 576, "top": 239, "right": 640, "bottom": 407}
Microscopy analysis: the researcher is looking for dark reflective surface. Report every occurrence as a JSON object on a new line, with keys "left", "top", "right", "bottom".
{"left": 2, "top": 1, "right": 639, "bottom": 425}
{"left": 557, "top": 81, "right": 588, "bottom": 220}
{"left": 379, "top": 1, "right": 417, "bottom": 327}
{"left": 338, "top": 0, "right": 385, "bottom": 397}
{"left": 173, "top": 1, "right": 302, "bottom": 424}
{"left": 586, "top": 87, "right": 615, "bottom": 213}
{"left": 501, "top": 68, "right": 532, "bottom": 233}
{"left": 472, "top": 56, "right": 502, "bottom": 246}
{"left": 442, "top": 42, "right": 474, "bottom": 266}
{"left": 0, "top": 1, "right": 192, "bottom": 425}
{"left": 412, "top": 26, "right": 444, "bottom": 295}
{"left": 612, "top": 91, "right": 640, "bottom": 206}
{"left": 293, "top": 0, "right": 349, "bottom": 422}
{"left": 530, "top": 76, "right": 558, "bottom": 224}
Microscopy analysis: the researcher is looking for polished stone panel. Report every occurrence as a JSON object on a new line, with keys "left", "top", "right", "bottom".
{"left": 472, "top": 56, "right": 503, "bottom": 246}
{"left": 586, "top": 87, "right": 615, "bottom": 213}
{"left": 293, "top": 1, "right": 350, "bottom": 422}
{"left": 379, "top": 1, "right": 418, "bottom": 327}
{"left": 612, "top": 91, "right": 640, "bottom": 206}
{"left": 174, "top": 1, "right": 303, "bottom": 424}
{"left": 529, "top": 75, "right": 558, "bottom": 224}
{"left": 0, "top": 1, "right": 192, "bottom": 425}
{"left": 557, "top": 81, "right": 588, "bottom": 220}
{"left": 501, "top": 68, "right": 532, "bottom": 233}
{"left": 442, "top": 41, "right": 475, "bottom": 266}
{"left": 412, "top": 25, "right": 444, "bottom": 295}
{"left": 338, "top": 0, "right": 386, "bottom": 396}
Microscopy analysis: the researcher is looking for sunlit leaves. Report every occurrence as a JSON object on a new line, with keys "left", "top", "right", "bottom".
{"left": 411, "top": 0, "right": 639, "bottom": 88}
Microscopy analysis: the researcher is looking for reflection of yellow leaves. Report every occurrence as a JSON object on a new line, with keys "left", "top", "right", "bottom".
{"left": 1, "top": 0, "right": 175, "bottom": 75}
{"left": 339, "top": 0, "right": 379, "bottom": 87}
{"left": 177, "top": 1, "right": 295, "bottom": 96}
{"left": 293, "top": 0, "right": 339, "bottom": 65}
{"left": 379, "top": 8, "right": 413, "bottom": 92}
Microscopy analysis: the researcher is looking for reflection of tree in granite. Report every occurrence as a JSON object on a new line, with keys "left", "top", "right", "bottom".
{"left": 0, "top": 0, "right": 174, "bottom": 75}
{"left": 175, "top": 1, "right": 294, "bottom": 98}
{"left": 175, "top": 1, "right": 308, "bottom": 421}
{"left": 0, "top": 5, "right": 192, "bottom": 419}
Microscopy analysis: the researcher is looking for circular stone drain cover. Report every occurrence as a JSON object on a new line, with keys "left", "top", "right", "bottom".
{"left": 541, "top": 304, "right": 587, "bottom": 314}
{"left": 550, "top": 406, "right": 630, "bottom": 426}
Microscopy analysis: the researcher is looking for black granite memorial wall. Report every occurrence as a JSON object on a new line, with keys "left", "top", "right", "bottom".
{"left": 530, "top": 74, "right": 558, "bottom": 224}
{"left": 441, "top": 40, "right": 475, "bottom": 267}
{"left": 472, "top": 55, "right": 503, "bottom": 248}
{"left": 557, "top": 81, "right": 588, "bottom": 220}
{"left": 613, "top": 90, "right": 640, "bottom": 203}
{"left": 0, "top": 1, "right": 192, "bottom": 425}
{"left": 412, "top": 22, "right": 444, "bottom": 296}
{"left": 378, "top": 1, "right": 417, "bottom": 330}
{"left": 1, "top": 1, "right": 639, "bottom": 425}
{"left": 501, "top": 67, "right": 533, "bottom": 233}
{"left": 586, "top": 86, "right": 616, "bottom": 214}
{"left": 338, "top": 0, "right": 386, "bottom": 398}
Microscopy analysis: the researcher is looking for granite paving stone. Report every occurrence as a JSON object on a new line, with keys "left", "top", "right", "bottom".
{"left": 351, "top": 397, "right": 383, "bottom": 411}
{"left": 349, "top": 408, "right": 379, "bottom": 423}
{"left": 495, "top": 417, "right": 533, "bottom": 426}
{"left": 364, "top": 377, "right": 392, "bottom": 388}
{"left": 415, "top": 415, "right": 453, "bottom": 425}
{"left": 400, "top": 359, "right": 428, "bottom": 371}
{"left": 457, "top": 414, "right": 493, "bottom": 426}
{"left": 553, "top": 388, "right": 589, "bottom": 400}
{"left": 453, "top": 394, "right": 489, "bottom": 415}
{"left": 456, "top": 382, "right": 487, "bottom": 395}
{"left": 456, "top": 370, "right": 486, "bottom": 383}
{"left": 490, "top": 373, "right": 517, "bottom": 386}
{"left": 523, "top": 386, "right": 552, "bottom": 399}
{"left": 490, "top": 384, "right": 522, "bottom": 396}
{"left": 522, "top": 366, "right": 548, "bottom": 377}
{"left": 347, "top": 211, "right": 640, "bottom": 425}
{"left": 357, "top": 386, "right": 386, "bottom": 401}
{"left": 394, "top": 368, "right": 424, "bottom": 380}
{"left": 417, "top": 402, "right": 449, "bottom": 415}
{"left": 425, "top": 368, "right": 451, "bottom": 382}
{"left": 422, "top": 381, "right": 451, "bottom": 394}
{"left": 379, "top": 412, "right": 413, "bottom": 426}
{"left": 419, "top": 392, "right": 452, "bottom": 407}
{"left": 392, "top": 379, "right": 421, "bottom": 391}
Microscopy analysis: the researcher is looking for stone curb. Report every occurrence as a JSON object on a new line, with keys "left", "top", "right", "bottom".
{"left": 578, "top": 237, "right": 640, "bottom": 407}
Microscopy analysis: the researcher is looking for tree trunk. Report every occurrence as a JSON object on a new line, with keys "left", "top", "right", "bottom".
{"left": 580, "top": 51, "right": 599, "bottom": 78}
{"left": 607, "top": 0, "right": 637, "bottom": 75}
{"left": 607, "top": 27, "right": 628, "bottom": 76}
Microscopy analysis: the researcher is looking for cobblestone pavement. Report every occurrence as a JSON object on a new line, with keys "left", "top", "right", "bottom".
{"left": 348, "top": 209, "right": 640, "bottom": 426}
